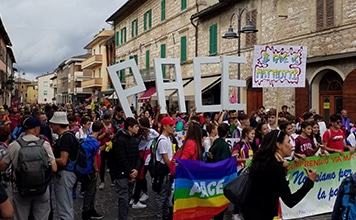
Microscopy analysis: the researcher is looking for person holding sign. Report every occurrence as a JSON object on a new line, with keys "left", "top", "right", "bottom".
{"left": 240, "top": 130, "right": 318, "bottom": 220}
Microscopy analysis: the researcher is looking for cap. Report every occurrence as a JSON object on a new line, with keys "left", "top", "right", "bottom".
{"left": 161, "top": 116, "right": 176, "bottom": 126}
{"left": 49, "top": 112, "right": 69, "bottom": 125}
{"left": 23, "top": 117, "right": 42, "bottom": 130}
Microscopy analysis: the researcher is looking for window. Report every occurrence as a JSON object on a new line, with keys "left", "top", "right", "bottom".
{"left": 146, "top": 50, "right": 150, "bottom": 70}
{"left": 180, "top": 36, "right": 187, "bottom": 63}
{"left": 245, "top": 10, "right": 257, "bottom": 47}
{"left": 144, "top": 10, "right": 152, "bottom": 31}
{"left": 99, "top": 68, "right": 101, "bottom": 78}
{"left": 209, "top": 24, "right": 218, "bottom": 55}
{"left": 120, "top": 27, "right": 127, "bottom": 44}
{"left": 181, "top": 0, "right": 187, "bottom": 10}
{"left": 129, "top": 55, "right": 138, "bottom": 74}
{"left": 160, "top": 44, "right": 166, "bottom": 78}
{"left": 115, "top": 31, "right": 119, "bottom": 46}
{"left": 131, "top": 19, "right": 138, "bottom": 38}
{"left": 119, "top": 59, "right": 125, "bottom": 82}
{"left": 161, "top": 0, "right": 166, "bottom": 21}
{"left": 317, "top": 0, "right": 334, "bottom": 30}
{"left": 44, "top": 81, "right": 48, "bottom": 87}
{"left": 44, "top": 90, "right": 48, "bottom": 95}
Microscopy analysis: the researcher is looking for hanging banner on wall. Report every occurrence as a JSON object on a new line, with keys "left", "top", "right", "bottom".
{"left": 252, "top": 45, "right": 307, "bottom": 88}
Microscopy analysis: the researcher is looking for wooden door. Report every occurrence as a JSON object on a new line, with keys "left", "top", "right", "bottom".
{"left": 319, "top": 71, "right": 343, "bottom": 119}
{"left": 247, "top": 80, "right": 262, "bottom": 115}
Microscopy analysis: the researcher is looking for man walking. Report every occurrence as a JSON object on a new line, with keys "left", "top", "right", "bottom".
{"left": 50, "top": 112, "right": 78, "bottom": 220}
{"left": 0, "top": 117, "right": 57, "bottom": 220}
{"left": 112, "top": 117, "right": 141, "bottom": 220}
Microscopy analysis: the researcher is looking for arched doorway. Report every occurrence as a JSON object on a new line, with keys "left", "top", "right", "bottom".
{"left": 246, "top": 79, "right": 263, "bottom": 115}
{"left": 319, "top": 71, "right": 343, "bottom": 120}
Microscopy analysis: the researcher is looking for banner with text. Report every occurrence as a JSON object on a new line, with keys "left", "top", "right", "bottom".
{"left": 252, "top": 45, "right": 307, "bottom": 88}
{"left": 281, "top": 153, "right": 355, "bottom": 219}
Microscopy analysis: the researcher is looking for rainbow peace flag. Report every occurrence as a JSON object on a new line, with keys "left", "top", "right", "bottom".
{"left": 173, "top": 157, "right": 237, "bottom": 220}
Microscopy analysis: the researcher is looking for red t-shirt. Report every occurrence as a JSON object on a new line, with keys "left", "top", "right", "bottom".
{"left": 322, "top": 129, "right": 345, "bottom": 152}
{"left": 181, "top": 139, "right": 198, "bottom": 160}
{"left": 295, "top": 136, "right": 315, "bottom": 157}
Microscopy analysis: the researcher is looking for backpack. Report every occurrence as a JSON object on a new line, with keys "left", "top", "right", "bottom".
{"left": 73, "top": 137, "right": 99, "bottom": 174}
{"left": 15, "top": 137, "right": 51, "bottom": 196}
{"left": 65, "top": 133, "right": 98, "bottom": 175}
{"left": 148, "top": 136, "right": 162, "bottom": 178}
{"left": 341, "top": 176, "right": 356, "bottom": 220}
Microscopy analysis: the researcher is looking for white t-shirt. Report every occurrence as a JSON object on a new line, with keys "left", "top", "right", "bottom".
{"left": 156, "top": 135, "right": 173, "bottom": 164}
{"left": 138, "top": 128, "right": 159, "bottom": 151}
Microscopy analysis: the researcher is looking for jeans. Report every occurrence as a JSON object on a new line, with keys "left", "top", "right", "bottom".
{"left": 53, "top": 170, "right": 76, "bottom": 220}
{"left": 155, "top": 175, "right": 172, "bottom": 220}
{"left": 116, "top": 178, "right": 134, "bottom": 220}
{"left": 78, "top": 173, "right": 97, "bottom": 213}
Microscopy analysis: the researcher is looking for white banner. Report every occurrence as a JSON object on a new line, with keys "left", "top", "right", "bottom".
{"left": 252, "top": 45, "right": 307, "bottom": 88}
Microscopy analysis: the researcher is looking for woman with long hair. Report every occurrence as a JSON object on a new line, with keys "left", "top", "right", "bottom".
{"left": 252, "top": 121, "right": 269, "bottom": 153}
{"left": 131, "top": 117, "right": 159, "bottom": 208}
{"left": 240, "top": 130, "right": 318, "bottom": 220}
{"left": 232, "top": 126, "right": 255, "bottom": 172}
{"left": 180, "top": 122, "right": 203, "bottom": 160}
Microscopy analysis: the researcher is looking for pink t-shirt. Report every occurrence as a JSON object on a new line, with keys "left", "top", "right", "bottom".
{"left": 322, "top": 129, "right": 345, "bottom": 152}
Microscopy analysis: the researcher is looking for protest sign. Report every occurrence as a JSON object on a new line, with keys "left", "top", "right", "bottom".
{"left": 281, "top": 153, "right": 355, "bottom": 219}
{"left": 252, "top": 45, "right": 307, "bottom": 88}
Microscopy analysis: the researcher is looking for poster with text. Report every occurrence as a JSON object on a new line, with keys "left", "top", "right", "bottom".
{"left": 252, "top": 45, "right": 307, "bottom": 88}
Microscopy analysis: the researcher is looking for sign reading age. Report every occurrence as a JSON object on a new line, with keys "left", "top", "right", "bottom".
{"left": 107, "top": 56, "right": 247, "bottom": 117}
{"left": 252, "top": 45, "right": 307, "bottom": 88}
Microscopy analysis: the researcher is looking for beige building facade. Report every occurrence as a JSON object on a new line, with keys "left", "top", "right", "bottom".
{"left": 81, "top": 29, "right": 115, "bottom": 103}
{"left": 192, "top": 0, "right": 356, "bottom": 119}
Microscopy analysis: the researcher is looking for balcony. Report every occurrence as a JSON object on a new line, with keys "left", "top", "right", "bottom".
{"left": 81, "top": 55, "right": 103, "bottom": 69}
{"left": 81, "top": 78, "right": 102, "bottom": 89}
{"left": 58, "top": 86, "right": 68, "bottom": 93}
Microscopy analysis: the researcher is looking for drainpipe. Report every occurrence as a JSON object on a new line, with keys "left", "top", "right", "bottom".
{"left": 190, "top": 0, "right": 200, "bottom": 57}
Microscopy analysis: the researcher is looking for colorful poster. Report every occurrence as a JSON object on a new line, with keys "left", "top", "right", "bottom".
{"left": 252, "top": 45, "right": 307, "bottom": 88}
{"left": 281, "top": 153, "right": 355, "bottom": 219}
{"left": 173, "top": 157, "right": 237, "bottom": 220}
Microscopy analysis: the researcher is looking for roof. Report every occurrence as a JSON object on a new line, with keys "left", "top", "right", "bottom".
{"left": 106, "top": 0, "right": 146, "bottom": 24}
{"left": 84, "top": 29, "right": 115, "bottom": 49}
{"left": 0, "top": 17, "right": 12, "bottom": 46}
{"left": 6, "top": 47, "right": 16, "bottom": 63}
{"left": 191, "top": 0, "right": 234, "bottom": 20}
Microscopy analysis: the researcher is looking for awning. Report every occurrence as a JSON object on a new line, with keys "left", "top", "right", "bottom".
{"left": 85, "top": 94, "right": 98, "bottom": 102}
{"left": 180, "top": 75, "right": 221, "bottom": 101}
{"left": 138, "top": 87, "right": 156, "bottom": 103}
{"left": 151, "top": 79, "right": 191, "bottom": 101}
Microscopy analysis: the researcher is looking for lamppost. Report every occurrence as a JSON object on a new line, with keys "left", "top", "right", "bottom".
{"left": 222, "top": 8, "right": 258, "bottom": 103}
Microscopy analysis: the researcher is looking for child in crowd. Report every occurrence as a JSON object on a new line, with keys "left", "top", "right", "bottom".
{"left": 310, "top": 121, "right": 325, "bottom": 156}
{"left": 295, "top": 121, "right": 321, "bottom": 159}
{"left": 232, "top": 126, "right": 255, "bottom": 172}
{"left": 252, "top": 121, "right": 269, "bottom": 153}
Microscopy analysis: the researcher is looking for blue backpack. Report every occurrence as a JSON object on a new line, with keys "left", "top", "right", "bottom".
{"left": 341, "top": 176, "right": 356, "bottom": 220}
{"left": 67, "top": 136, "right": 99, "bottom": 174}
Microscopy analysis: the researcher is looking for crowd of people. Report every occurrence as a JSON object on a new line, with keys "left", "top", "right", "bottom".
{"left": 0, "top": 102, "right": 354, "bottom": 220}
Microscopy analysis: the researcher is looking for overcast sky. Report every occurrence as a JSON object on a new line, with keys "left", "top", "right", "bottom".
{"left": 0, "top": 0, "right": 127, "bottom": 80}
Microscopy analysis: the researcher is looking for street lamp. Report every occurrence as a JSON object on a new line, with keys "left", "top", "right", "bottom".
{"left": 223, "top": 8, "right": 258, "bottom": 103}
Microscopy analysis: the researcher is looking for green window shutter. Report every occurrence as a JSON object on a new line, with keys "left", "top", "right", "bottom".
{"left": 124, "top": 27, "right": 127, "bottom": 42}
{"left": 160, "top": 44, "right": 166, "bottom": 78}
{"left": 135, "top": 19, "right": 138, "bottom": 36}
{"left": 131, "top": 21, "right": 135, "bottom": 38}
{"left": 180, "top": 36, "right": 187, "bottom": 63}
{"left": 161, "top": 0, "right": 166, "bottom": 21}
{"left": 148, "top": 10, "right": 152, "bottom": 29}
{"left": 134, "top": 55, "right": 138, "bottom": 65}
{"left": 145, "top": 50, "right": 150, "bottom": 70}
{"left": 120, "top": 29, "right": 123, "bottom": 44}
{"left": 129, "top": 55, "right": 133, "bottom": 74}
{"left": 209, "top": 24, "right": 217, "bottom": 55}
{"left": 115, "top": 31, "right": 119, "bottom": 46}
{"left": 181, "top": 0, "right": 187, "bottom": 10}
{"left": 119, "top": 59, "right": 125, "bottom": 82}
{"left": 144, "top": 13, "right": 147, "bottom": 31}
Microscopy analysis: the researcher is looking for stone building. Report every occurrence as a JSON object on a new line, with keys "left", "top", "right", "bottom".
{"left": 107, "top": 0, "right": 356, "bottom": 120}
{"left": 0, "top": 17, "right": 16, "bottom": 106}
{"left": 106, "top": 0, "right": 220, "bottom": 111}
{"left": 191, "top": 0, "right": 356, "bottom": 120}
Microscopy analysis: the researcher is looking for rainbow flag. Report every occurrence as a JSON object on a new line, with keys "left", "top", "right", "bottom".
{"left": 173, "top": 157, "right": 237, "bottom": 220}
